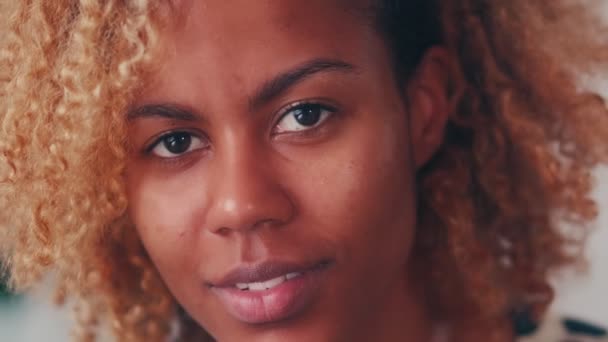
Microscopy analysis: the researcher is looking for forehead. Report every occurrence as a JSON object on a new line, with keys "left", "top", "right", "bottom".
{"left": 164, "top": 0, "right": 373, "bottom": 54}
{"left": 141, "top": 0, "right": 383, "bottom": 103}
{"left": 168, "top": 0, "right": 370, "bottom": 26}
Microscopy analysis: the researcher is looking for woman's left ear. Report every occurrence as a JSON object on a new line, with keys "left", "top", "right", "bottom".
{"left": 405, "top": 46, "right": 459, "bottom": 168}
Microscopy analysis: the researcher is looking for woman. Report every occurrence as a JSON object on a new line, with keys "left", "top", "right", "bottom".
{"left": 1, "top": 0, "right": 607, "bottom": 341}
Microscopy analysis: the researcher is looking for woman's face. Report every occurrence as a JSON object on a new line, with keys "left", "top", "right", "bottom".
{"left": 125, "top": 1, "right": 449, "bottom": 340}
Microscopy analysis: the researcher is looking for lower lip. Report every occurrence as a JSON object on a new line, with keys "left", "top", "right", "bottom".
{"left": 211, "top": 265, "right": 329, "bottom": 324}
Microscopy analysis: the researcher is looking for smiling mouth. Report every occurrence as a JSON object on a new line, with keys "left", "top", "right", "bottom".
{"left": 209, "top": 259, "right": 332, "bottom": 324}
{"left": 234, "top": 271, "right": 304, "bottom": 291}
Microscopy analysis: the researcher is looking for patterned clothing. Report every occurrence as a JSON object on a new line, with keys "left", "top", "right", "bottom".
{"left": 430, "top": 315, "right": 607, "bottom": 342}
{"left": 518, "top": 315, "right": 607, "bottom": 342}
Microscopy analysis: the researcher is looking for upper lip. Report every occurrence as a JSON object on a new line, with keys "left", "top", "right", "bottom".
{"left": 209, "top": 259, "right": 331, "bottom": 288}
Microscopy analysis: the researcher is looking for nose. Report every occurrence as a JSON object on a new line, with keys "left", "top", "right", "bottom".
{"left": 204, "top": 147, "right": 295, "bottom": 236}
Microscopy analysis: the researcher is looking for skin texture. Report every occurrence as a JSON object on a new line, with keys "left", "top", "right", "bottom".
{"left": 125, "top": 0, "right": 451, "bottom": 341}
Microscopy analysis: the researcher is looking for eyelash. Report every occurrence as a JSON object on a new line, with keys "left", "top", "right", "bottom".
{"left": 143, "top": 100, "right": 338, "bottom": 160}
{"left": 272, "top": 100, "right": 337, "bottom": 135}
{"left": 144, "top": 129, "right": 209, "bottom": 159}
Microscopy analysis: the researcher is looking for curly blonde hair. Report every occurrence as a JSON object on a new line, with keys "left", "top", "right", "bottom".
{"left": 1, "top": 1, "right": 607, "bottom": 341}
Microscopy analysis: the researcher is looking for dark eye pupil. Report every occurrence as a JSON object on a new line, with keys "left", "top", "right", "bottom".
{"left": 163, "top": 133, "right": 192, "bottom": 154}
{"left": 294, "top": 105, "right": 322, "bottom": 126}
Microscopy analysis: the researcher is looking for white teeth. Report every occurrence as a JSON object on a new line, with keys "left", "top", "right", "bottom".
{"left": 285, "top": 272, "right": 301, "bottom": 280}
{"left": 263, "top": 275, "right": 285, "bottom": 289}
{"left": 234, "top": 272, "right": 303, "bottom": 291}
{"left": 248, "top": 282, "right": 267, "bottom": 291}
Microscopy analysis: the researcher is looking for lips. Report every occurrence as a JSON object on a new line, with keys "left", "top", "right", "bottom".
{"left": 234, "top": 270, "right": 303, "bottom": 291}
{"left": 209, "top": 260, "right": 331, "bottom": 324}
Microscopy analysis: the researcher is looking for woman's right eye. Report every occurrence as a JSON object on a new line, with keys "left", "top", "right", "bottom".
{"left": 148, "top": 131, "right": 208, "bottom": 158}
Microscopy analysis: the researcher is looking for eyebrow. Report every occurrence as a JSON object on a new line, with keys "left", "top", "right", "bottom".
{"left": 127, "top": 103, "right": 200, "bottom": 121}
{"left": 127, "top": 58, "right": 356, "bottom": 121}
{"left": 250, "top": 58, "right": 356, "bottom": 109}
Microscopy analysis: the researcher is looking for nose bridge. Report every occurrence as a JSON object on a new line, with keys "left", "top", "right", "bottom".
{"left": 206, "top": 132, "right": 293, "bottom": 234}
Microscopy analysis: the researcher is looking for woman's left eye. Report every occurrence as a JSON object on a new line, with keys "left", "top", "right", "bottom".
{"left": 274, "top": 103, "right": 335, "bottom": 134}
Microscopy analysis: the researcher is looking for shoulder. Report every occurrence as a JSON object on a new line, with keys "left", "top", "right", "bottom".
{"left": 517, "top": 315, "right": 607, "bottom": 342}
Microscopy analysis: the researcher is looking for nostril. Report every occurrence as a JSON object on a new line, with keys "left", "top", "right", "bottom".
{"left": 205, "top": 177, "right": 295, "bottom": 236}
{"left": 217, "top": 227, "right": 232, "bottom": 236}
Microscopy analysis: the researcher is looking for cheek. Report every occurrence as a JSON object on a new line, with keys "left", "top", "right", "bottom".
{"left": 291, "top": 111, "right": 416, "bottom": 267}
{"left": 124, "top": 164, "right": 207, "bottom": 288}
